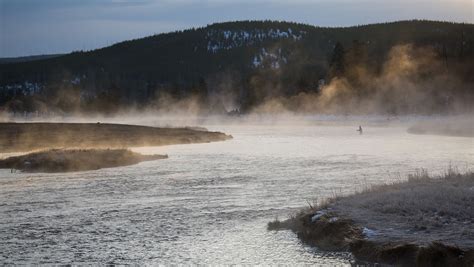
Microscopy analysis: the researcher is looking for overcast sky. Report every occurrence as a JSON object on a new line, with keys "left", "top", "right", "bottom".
{"left": 0, "top": 0, "right": 473, "bottom": 57}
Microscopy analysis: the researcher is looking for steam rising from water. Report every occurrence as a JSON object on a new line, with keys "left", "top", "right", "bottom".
{"left": 3, "top": 42, "right": 472, "bottom": 119}
{"left": 251, "top": 44, "right": 473, "bottom": 115}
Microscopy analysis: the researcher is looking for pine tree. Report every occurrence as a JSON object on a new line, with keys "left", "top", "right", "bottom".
{"left": 329, "top": 42, "right": 345, "bottom": 78}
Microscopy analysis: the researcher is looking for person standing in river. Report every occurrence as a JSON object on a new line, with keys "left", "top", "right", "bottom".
{"left": 357, "top": 125, "right": 363, "bottom": 134}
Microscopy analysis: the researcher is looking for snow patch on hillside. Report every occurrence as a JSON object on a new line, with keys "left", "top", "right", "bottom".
{"left": 0, "top": 81, "right": 43, "bottom": 96}
{"left": 252, "top": 47, "right": 287, "bottom": 69}
{"left": 206, "top": 28, "right": 305, "bottom": 53}
{"left": 1, "top": 74, "right": 86, "bottom": 97}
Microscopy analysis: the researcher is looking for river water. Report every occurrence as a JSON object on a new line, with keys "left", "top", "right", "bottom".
{"left": 0, "top": 120, "right": 472, "bottom": 265}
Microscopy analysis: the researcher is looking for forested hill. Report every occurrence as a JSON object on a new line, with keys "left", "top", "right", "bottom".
{"left": 0, "top": 54, "right": 64, "bottom": 64}
{"left": 1, "top": 20, "right": 473, "bottom": 114}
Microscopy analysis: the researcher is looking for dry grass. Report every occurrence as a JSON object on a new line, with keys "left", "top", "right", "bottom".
{"left": 268, "top": 169, "right": 474, "bottom": 265}
{"left": 324, "top": 170, "right": 473, "bottom": 248}
{"left": 270, "top": 169, "right": 474, "bottom": 247}
{"left": 0, "top": 122, "right": 232, "bottom": 152}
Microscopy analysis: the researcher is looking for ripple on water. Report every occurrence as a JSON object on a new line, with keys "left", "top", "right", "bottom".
{"left": 0, "top": 124, "right": 472, "bottom": 264}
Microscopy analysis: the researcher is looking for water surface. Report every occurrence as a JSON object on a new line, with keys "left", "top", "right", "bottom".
{"left": 0, "top": 123, "right": 472, "bottom": 264}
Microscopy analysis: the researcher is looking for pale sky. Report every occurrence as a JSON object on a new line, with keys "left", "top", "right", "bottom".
{"left": 0, "top": 0, "right": 473, "bottom": 57}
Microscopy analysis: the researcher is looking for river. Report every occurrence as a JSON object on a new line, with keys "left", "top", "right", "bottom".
{"left": 0, "top": 120, "right": 472, "bottom": 264}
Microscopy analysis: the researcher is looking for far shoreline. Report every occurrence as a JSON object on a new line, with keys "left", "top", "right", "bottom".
{"left": 407, "top": 118, "right": 474, "bottom": 138}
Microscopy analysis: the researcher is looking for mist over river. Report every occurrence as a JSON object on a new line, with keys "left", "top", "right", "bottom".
{"left": 1, "top": 119, "right": 473, "bottom": 265}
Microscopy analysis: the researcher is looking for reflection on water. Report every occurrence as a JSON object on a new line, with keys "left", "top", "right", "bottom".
{"left": 0, "top": 124, "right": 472, "bottom": 264}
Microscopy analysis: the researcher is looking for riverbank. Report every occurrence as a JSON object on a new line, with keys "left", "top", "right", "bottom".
{"left": 408, "top": 118, "right": 474, "bottom": 137}
{"left": 0, "top": 149, "right": 167, "bottom": 173}
{"left": 0, "top": 122, "right": 232, "bottom": 152}
{"left": 268, "top": 171, "right": 474, "bottom": 266}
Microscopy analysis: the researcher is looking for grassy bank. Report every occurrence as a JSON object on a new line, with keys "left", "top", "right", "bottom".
{"left": 0, "top": 122, "right": 232, "bottom": 152}
{"left": 269, "top": 171, "right": 474, "bottom": 266}
{"left": 0, "top": 149, "right": 167, "bottom": 173}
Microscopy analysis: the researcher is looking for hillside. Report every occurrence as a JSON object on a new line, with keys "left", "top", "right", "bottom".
{"left": 1, "top": 20, "right": 473, "bottom": 115}
{"left": 0, "top": 54, "right": 64, "bottom": 64}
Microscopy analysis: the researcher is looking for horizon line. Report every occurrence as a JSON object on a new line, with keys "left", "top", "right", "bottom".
{"left": 3, "top": 18, "right": 473, "bottom": 59}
